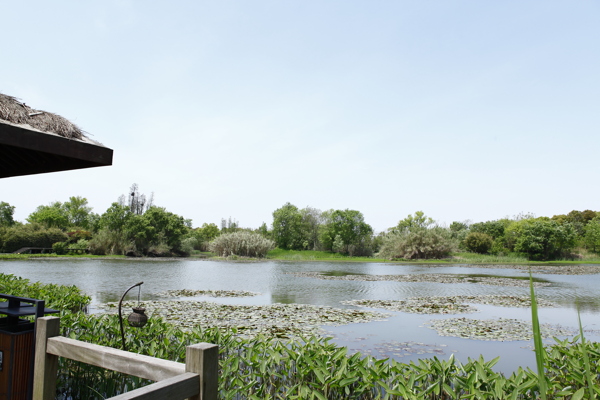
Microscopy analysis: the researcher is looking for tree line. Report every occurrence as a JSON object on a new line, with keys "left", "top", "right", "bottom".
{"left": 1, "top": 189, "right": 599, "bottom": 260}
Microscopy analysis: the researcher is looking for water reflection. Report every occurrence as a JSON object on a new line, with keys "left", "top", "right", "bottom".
{"left": 1, "top": 258, "right": 599, "bottom": 373}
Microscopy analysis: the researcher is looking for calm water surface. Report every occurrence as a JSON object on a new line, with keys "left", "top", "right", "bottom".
{"left": 1, "top": 258, "right": 599, "bottom": 373}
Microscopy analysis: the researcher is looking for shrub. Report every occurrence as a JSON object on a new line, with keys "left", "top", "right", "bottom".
{"left": 463, "top": 232, "right": 494, "bottom": 254}
{"left": 180, "top": 237, "right": 199, "bottom": 254}
{"left": 209, "top": 231, "right": 275, "bottom": 258}
{"left": 0, "top": 224, "right": 68, "bottom": 252}
{"left": 52, "top": 241, "right": 68, "bottom": 255}
{"left": 507, "top": 218, "right": 577, "bottom": 260}
{"left": 378, "top": 227, "right": 457, "bottom": 259}
{"left": 87, "top": 229, "right": 132, "bottom": 255}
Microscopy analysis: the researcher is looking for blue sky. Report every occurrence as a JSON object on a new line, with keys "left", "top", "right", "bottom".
{"left": 1, "top": 1, "right": 599, "bottom": 232}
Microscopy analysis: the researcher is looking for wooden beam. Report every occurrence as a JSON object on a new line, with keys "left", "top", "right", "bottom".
{"left": 33, "top": 317, "right": 61, "bottom": 400}
{"left": 185, "top": 343, "right": 219, "bottom": 400}
{"left": 46, "top": 337, "right": 185, "bottom": 382}
{"left": 106, "top": 372, "right": 200, "bottom": 400}
{"left": 0, "top": 120, "right": 113, "bottom": 178}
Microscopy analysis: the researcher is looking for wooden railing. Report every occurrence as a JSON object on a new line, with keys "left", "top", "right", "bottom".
{"left": 33, "top": 316, "right": 218, "bottom": 400}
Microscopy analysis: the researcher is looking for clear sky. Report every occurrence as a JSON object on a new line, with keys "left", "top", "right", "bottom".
{"left": 1, "top": 1, "right": 599, "bottom": 233}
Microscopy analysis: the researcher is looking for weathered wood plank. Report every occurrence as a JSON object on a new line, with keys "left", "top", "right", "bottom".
{"left": 106, "top": 372, "right": 199, "bottom": 400}
{"left": 33, "top": 316, "right": 61, "bottom": 400}
{"left": 185, "top": 343, "right": 219, "bottom": 400}
{"left": 46, "top": 336, "right": 185, "bottom": 381}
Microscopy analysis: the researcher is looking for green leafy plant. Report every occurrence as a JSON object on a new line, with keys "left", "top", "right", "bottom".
{"left": 463, "top": 232, "right": 494, "bottom": 254}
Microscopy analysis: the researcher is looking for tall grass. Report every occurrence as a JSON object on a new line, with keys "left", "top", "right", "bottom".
{"left": 529, "top": 271, "right": 548, "bottom": 399}
{"left": 210, "top": 231, "right": 275, "bottom": 258}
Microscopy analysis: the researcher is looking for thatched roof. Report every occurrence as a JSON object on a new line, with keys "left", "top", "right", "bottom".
{"left": 0, "top": 92, "right": 113, "bottom": 178}
{"left": 0, "top": 93, "right": 85, "bottom": 140}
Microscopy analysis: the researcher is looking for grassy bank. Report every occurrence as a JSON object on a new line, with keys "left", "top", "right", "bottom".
{"left": 266, "top": 249, "right": 600, "bottom": 265}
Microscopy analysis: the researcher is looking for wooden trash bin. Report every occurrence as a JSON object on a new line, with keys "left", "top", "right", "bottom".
{"left": 0, "top": 296, "right": 58, "bottom": 400}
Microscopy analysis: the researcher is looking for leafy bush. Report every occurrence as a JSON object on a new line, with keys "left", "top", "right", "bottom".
{"left": 584, "top": 217, "right": 600, "bottom": 253}
{"left": 0, "top": 273, "right": 90, "bottom": 312}
{"left": 52, "top": 241, "right": 68, "bottom": 255}
{"left": 470, "top": 220, "right": 510, "bottom": 240}
{"left": 506, "top": 218, "right": 577, "bottom": 261}
{"left": 87, "top": 229, "right": 133, "bottom": 255}
{"left": 180, "top": 237, "right": 199, "bottom": 254}
{"left": 463, "top": 232, "right": 494, "bottom": 254}
{"left": 0, "top": 224, "right": 68, "bottom": 252}
{"left": 378, "top": 227, "right": 457, "bottom": 259}
{"left": 209, "top": 231, "right": 275, "bottom": 258}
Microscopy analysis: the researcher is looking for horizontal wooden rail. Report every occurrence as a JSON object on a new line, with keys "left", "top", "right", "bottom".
{"left": 107, "top": 372, "right": 200, "bottom": 400}
{"left": 33, "top": 316, "right": 218, "bottom": 400}
{"left": 47, "top": 336, "right": 185, "bottom": 382}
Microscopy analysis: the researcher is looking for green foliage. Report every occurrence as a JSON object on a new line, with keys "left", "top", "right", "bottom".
{"left": 180, "top": 237, "right": 199, "bottom": 254}
{"left": 379, "top": 227, "right": 457, "bottom": 260}
{"left": 27, "top": 202, "right": 70, "bottom": 230}
{"left": 463, "top": 232, "right": 494, "bottom": 254}
{"left": 392, "top": 211, "right": 435, "bottom": 233}
{"left": 87, "top": 229, "right": 132, "bottom": 256}
{"left": 189, "top": 222, "right": 221, "bottom": 251}
{"left": 6, "top": 274, "right": 600, "bottom": 399}
{"left": 320, "top": 209, "right": 373, "bottom": 256}
{"left": 272, "top": 202, "right": 308, "bottom": 250}
{"left": 57, "top": 310, "right": 600, "bottom": 400}
{"left": 583, "top": 216, "right": 600, "bottom": 253}
{"left": 0, "top": 273, "right": 90, "bottom": 312}
{"left": 27, "top": 197, "right": 97, "bottom": 231}
{"left": 470, "top": 219, "right": 510, "bottom": 240}
{"left": 134, "top": 206, "right": 189, "bottom": 252}
{"left": 0, "top": 223, "right": 68, "bottom": 252}
{"left": 507, "top": 218, "right": 577, "bottom": 261}
{"left": 529, "top": 273, "right": 548, "bottom": 400}
{"left": 97, "top": 203, "right": 133, "bottom": 232}
{"left": 209, "top": 231, "right": 275, "bottom": 258}
{"left": 0, "top": 201, "right": 16, "bottom": 227}
{"left": 52, "top": 241, "right": 69, "bottom": 255}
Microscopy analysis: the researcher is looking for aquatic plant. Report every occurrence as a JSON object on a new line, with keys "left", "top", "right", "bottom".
{"left": 210, "top": 231, "right": 275, "bottom": 258}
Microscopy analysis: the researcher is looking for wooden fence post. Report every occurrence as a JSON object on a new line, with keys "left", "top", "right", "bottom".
{"left": 185, "top": 343, "right": 219, "bottom": 400}
{"left": 33, "top": 316, "right": 60, "bottom": 400}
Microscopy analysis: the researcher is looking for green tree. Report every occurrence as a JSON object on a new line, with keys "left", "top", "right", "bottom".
{"left": 584, "top": 217, "right": 600, "bottom": 253}
{"left": 63, "top": 196, "right": 96, "bottom": 229}
{"left": 125, "top": 206, "right": 189, "bottom": 254}
{"left": 469, "top": 220, "right": 509, "bottom": 240}
{"left": 507, "top": 218, "right": 577, "bottom": 260}
{"left": 27, "top": 202, "right": 69, "bottom": 230}
{"left": 0, "top": 202, "right": 15, "bottom": 227}
{"left": 391, "top": 211, "right": 434, "bottom": 233}
{"left": 300, "top": 207, "right": 323, "bottom": 250}
{"left": 463, "top": 232, "right": 493, "bottom": 254}
{"left": 272, "top": 203, "right": 307, "bottom": 250}
{"left": 320, "top": 209, "right": 373, "bottom": 256}
{"left": 97, "top": 203, "right": 133, "bottom": 232}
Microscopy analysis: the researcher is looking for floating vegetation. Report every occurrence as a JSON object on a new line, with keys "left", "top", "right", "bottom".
{"left": 292, "top": 271, "right": 551, "bottom": 287}
{"left": 155, "top": 289, "right": 260, "bottom": 298}
{"left": 342, "top": 298, "right": 477, "bottom": 314}
{"left": 426, "top": 317, "right": 575, "bottom": 341}
{"left": 100, "top": 300, "right": 389, "bottom": 338}
{"left": 343, "top": 295, "right": 557, "bottom": 314}
{"left": 453, "top": 264, "right": 600, "bottom": 276}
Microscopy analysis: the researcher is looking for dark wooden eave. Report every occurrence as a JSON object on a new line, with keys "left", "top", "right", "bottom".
{"left": 0, "top": 121, "right": 113, "bottom": 178}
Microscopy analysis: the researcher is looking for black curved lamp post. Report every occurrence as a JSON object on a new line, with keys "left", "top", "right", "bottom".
{"left": 118, "top": 281, "right": 148, "bottom": 351}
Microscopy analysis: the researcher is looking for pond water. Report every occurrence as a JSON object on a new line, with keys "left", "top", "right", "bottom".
{"left": 1, "top": 258, "right": 599, "bottom": 374}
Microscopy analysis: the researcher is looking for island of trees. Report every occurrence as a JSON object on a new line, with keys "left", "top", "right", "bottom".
{"left": 1, "top": 185, "right": 599, "bottom": 261}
